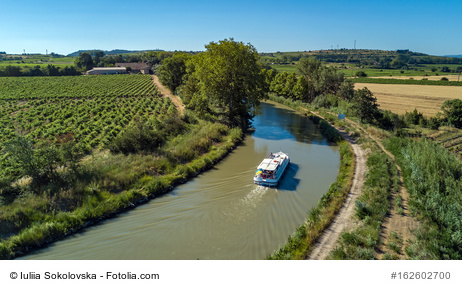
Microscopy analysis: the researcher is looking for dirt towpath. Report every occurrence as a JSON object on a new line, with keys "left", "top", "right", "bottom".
{"left": 347, "top": 122, "right": 418, "bottom": 259}
{"left": 308, "top": 123, "right": 367, "bottom": 260}
{"left": 308, "top": 114, "right": 418, "bottom": 260}
{"left": 152, "top": 75, "right": 185, "bottom": 115}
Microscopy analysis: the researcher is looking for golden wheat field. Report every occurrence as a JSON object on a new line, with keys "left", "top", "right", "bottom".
{"left": 370, "top": 75, "right": 461, "bottom": 81}
{"left": 354, "top": 83, "right": 462, "bottom": 116}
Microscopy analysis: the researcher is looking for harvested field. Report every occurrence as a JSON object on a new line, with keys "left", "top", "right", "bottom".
{"left": 354, "top": 83, "right": 462, "bottom": 116}
{"left": 371, "top": 75, "right": 461, "bottom": 81}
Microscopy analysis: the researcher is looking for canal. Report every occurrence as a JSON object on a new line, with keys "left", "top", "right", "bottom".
{"left": 24, "top": 101, "right": 340, "bottom": 260}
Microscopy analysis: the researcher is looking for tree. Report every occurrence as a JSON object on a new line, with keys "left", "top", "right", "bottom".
{"left": 296, "top": 57, "right": 343, "bottom": 101}
{"left": 352, "top": 87, "right": 379, "bottom": 123}
{"left": 297, "top": 57, "right": 322, "bottom": 82}
{"left": 93, "top": 50, "right": 105, "bottom": 66}
{"left": 75, "top": 52, "right": 94, "bottom": 71}
{"left": 157, "top": 52, "right": 190, "bottom": 92}
{"left": 27, "top": 65, "right": 45, "bottom": 76}
{"left": 442, "top": 99, "right": 462, "bottom": 128}
{"left": 191, "top": 39, "right": 265, "bottom": 128}
{"left": 441, "top": 66, "right": 451, "bottom": 73}
{"left": 284, "top": 73, "right": 297, "bottom": 99}
{"left": 3, "top": 65, "right": 22, "bottom": 77}
{"left": 270, "top": 72, "right": 288, "bottom": 97}
{"left": 43, "top": 64, "right": 60, "bottom": 76}
{"left": 319, "top": 66, "right": 344, "bottom": 95}
{"left": 61, "top": 66, "right": 79, "bottom": 76}
{"left": 260, "top": 68, "right": 277, "bottom": 93}
{"left": 293, "top": 76, "right": 309, "bottom": 101}
{"left": 337, "top": 80, "right": 355, "bottom": 101}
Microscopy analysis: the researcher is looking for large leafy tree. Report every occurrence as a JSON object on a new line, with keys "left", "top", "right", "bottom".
{"left": 352, "top": 87, "right": 380, "bottom": 123}
{"left": 295, "top": 57, "right": 344, "bottom": 102}
{"left": 74, "top": 52, "right": 94, "bottom": 71}
{"left": 191, "top": 39, "right": 265, "bottom": 128}
{"left": 157, "top": 52, "right": 190, "bottom": 93}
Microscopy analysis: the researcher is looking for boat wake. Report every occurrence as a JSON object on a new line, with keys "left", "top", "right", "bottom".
{"left": 242, "top": 185, "right": 270, "bottom": 208}
{"left": 222, "top": 185, "right": 273, "bottom": 223}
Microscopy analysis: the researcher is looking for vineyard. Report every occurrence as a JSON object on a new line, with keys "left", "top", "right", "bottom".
{"left": 0, "top": 73, "right": 244, "bottom": 259}
{"left": 426, "top": 127, "right": 462, "bottom": 157}
{"left": 0, "top": 75, "right": 176, "bottom": 150}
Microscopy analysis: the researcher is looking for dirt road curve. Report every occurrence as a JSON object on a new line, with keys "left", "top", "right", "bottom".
{"left": 308, "top": 127, "right": 367, "bottom": 260}
{"left": 152, "top": 75, "right": 185, "bottom": 115}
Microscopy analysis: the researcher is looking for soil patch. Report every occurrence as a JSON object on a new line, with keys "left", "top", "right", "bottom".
{"left": 152, "top": 75, "right": 185, "bottom": 115}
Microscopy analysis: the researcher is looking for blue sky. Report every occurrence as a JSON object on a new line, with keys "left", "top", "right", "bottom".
{"left": 1, "top": 0, "right": 461, "bottom": 56}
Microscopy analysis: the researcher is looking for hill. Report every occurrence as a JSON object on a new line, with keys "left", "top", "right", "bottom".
{"left": 260, "top": 49, "right": 462, "bottom": 67}
{"left": 67, "top": 49, "right": 163, "bottom": 57}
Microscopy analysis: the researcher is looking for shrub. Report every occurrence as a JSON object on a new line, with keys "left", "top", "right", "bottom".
{"left": 312, "top": 94, "right": 340, "bottom": 110}
{"left": 108, "top": 120, "right": 164, "bottom": 154}
{"left": 441, "top": 99, "right": 462, "bottom": 128}
{"left": 427, "top": 116, "right": 441, "bottom": 130}
{"left": 404, "top": 108, "right": 425, "bottom": 126}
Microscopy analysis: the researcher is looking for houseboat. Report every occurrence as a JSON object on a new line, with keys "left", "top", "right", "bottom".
{"left": 253, "top": 151, "right": 290, "bottom": 187}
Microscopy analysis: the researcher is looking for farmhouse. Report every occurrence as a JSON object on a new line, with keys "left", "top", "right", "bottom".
{"left": 115, "top": 63, "right": 151, "bottom": 74}
{"left": 86, "top": 67, "right": 127, "bottom": 75}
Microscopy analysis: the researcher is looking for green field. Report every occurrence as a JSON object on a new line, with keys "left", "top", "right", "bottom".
{"left": 0, "top": 55, "right": 75, "bottom": 68}
{"left": 269, "top": 64, "right": 297, "bottom": 74}
{"left": 0, "top": 75, "right": 168, "bottom": 150}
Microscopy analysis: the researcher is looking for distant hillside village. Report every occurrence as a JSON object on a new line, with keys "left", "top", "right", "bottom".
{"left": 86, "top": 63, "right": 151, "bottom": 75}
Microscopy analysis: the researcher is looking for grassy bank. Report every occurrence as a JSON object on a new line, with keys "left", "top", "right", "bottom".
{"left": 0, "top": 117, "right": 243, "bottom": 259}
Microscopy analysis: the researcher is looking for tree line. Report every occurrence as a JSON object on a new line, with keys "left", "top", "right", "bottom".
{"left": 154, "top": 42, "right": 378, "bottom": 130}
{"left": 155, "top": 41, "right": 462, "bottom": 132}
{"left": 0, "top": 65, "right": 80, "bottom": 77}
{"left": 74, "top": 50, "right": 179, "bottom": 71}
